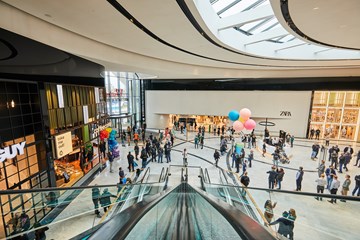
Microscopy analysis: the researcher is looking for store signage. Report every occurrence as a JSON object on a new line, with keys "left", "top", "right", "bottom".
{"left": 55, "top": 132, "right": 73, "bottom": 159}
{"left": 94, "top": 87, "right": 100, "bottom": 104}
{"left": 0, "top": 141, "right": 26, "bottom": 162}
{"left": 93, "top": 122, "right": 112, "bottom": 135}
{"left": 280, "top": 111, "right": 292, "bottom": 117}
{"left": 83, "top": 105, "right": 89, "bottom": 124}
{"left": 57, "top": 85, "right": 64, "bottom": 108}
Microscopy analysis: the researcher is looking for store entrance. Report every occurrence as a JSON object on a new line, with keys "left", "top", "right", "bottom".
{"left": 109, "top": 114, "right": 134, "bottom": 137}
{"left": 169, "top": 114, "right": 229, "bottom": 132}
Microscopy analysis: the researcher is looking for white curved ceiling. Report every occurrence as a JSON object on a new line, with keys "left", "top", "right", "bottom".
{"left": 0, "top": 0, "right": 360, "bottom": 79}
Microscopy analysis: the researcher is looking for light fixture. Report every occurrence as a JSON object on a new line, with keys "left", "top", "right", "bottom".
{"left": 10, "top": 100, "right": 15, "bottom": 108}
{"left": 313, "top": 7, "right": 319, "bottom": 10}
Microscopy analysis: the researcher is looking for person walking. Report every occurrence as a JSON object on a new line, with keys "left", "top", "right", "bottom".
{"left": 235, "top": 153, "right": 241, "bottom": 173}
{"left": 295, "top": 167, "right": 304, "bottom": 191}
{"left": 165, "top": 145, "right": 171, "bottom": 163}
{"left": 338, "top": 153, "right": 345, "bottom": 173}
{"left": 199, "top": 135, "right": 204, "bottom": 149}
{"left": 262, "top": 142, "right": 266, "bottom": 157}
{"left": 99, "top": 140, "right": 106, "bottom": 160}
{"left": 314, "top": 174, "right": 327, "bottom": 201}
{"left": 134, "top": 144, "right": 139, "bottom": 160}
{"left": 240, "top": 172, "right": 250, "bottom": 196}
{"left": 317, "top": 160, "right": 326, "bottom": 177}
{"left": 325, "top": 165, "right": 336, "bottom": 190}
{"left": 340, "top": 174, "right": 351, "bottom": 202}
{"left": 213, "top": 149, "right": 220, "bottom": 167}
{"left": 353, "top": 150, "right": 360, "bottom": 167}
{"left": 352, "top": 174, "right": 360, "bottom": 196}
{"left": 127, "top": 152, "right": 134, "bottom": 172}
{"left": 269, "top": 211, "right": 292, "bottom": 238}
{"left": 100, "top": 188, "right": 117, "bottom": 212}
{"left": 182, "top": 148, "right": 188, "bottom": 166}
{"left": 276, "top": 168, "right": 285, "bottom": 190}
{"left": 264, "top": 200, "right": 277, "bottom": 224}
{"left": 194, "top": 135, "right": 199, "bottom": 149}
{"left": 108, "top": 151, "right": 114, "bottom": 173}
{"left": 272, "top": 151, "right": 280, "bottom": 168}
{"left": 92, "top": 186, "right": 101, "bottom": 218}
{"left": 266, "top": 166, "right": 278, "bottom": 189}
{"left": 140, "top": 147, "right": 148, "bottom": 169}
{"left": 290, "top": 135, "right": 295, "bottom": 148}
{"left": 288, "top": 209, "right": 297, "bottom": 240}
{"left": 157, "top": 146, "right": 164, "bottom": 163}
{"left": 328, "top": 175, "right": 340, "bottom": 204}
{"left": 248, "top": 150, "right": 254, "bottom": 168}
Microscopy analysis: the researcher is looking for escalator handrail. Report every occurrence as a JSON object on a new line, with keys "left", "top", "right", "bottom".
{"left": 140, "top": 167, "right": 150, "bottom": 183}
{"left": 204, "top": 168, "right": 211, "bottom": 184}
{"left": 87, "top": 185, "right": 176, "bottom": 240}
{"left": 190, "top": 185, "right": 276, "bottom": 240}
{"left": 219, "top": 168, "right": 229, "bottom": 184}
{"left": 158, "top": 167, "right": 165, "bottom": 182}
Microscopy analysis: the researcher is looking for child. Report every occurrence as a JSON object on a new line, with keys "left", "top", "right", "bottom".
{"left": 262, "top": 142, "right": 266, "bottom": 157}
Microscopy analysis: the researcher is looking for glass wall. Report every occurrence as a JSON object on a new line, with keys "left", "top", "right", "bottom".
{"left": 309, "top": 91, "right": 360, "bottom": 141}
{"left": 105, "top": 72, "right": 142, "bottom": 129}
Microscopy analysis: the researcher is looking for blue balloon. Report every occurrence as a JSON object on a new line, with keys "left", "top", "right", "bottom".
{"left": 228, "top": 110, "right": 240, "bottom": 121}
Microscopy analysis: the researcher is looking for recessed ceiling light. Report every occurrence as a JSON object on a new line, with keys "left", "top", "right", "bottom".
{"left": 313, "top": 7, "right": 319, "bottom": 10}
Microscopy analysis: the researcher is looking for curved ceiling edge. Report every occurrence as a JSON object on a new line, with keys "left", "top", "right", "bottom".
{"left": 179, "top": 0, "right": 360, "bottom": 63}
{"left": 0, "top": 39, "right": 18, "bottom": 60}
{"left": 280, "top": 0, "right": 360, "bottom": 51}
{"left": 106, "top": 0, "right": 359, "bottom": 69}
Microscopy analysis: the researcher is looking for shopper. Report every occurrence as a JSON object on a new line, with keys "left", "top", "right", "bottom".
{"left": 266, "top": 166, "right": 278, "bottom": 189}
{"left": 157, "top": 146, "right": 164, "bottom": 163}
{"left": 290, "top": 135, "right": 295, "bottom": 148}
{"left": 272, "top": 151, "right": 280, "bottom": 168}
{"left": 183, "top": 148, "right": 188, "bottom": 166}
{"left": 340, "top": 174, "right": 351, "bottom": 202}
{"left": 134, "top": 144, "right": 139, "bottom": 160}
{"left": 92, "top": 186, "right": 101, "bottom": 217}
{"left": 288, "top": 208, "right": 297, "bottom": 240}
{"left": 248, "top": 150, "right": 254, "bottom": 168}
{"left": 99, "top": 140, "right": 106, "bottom": 159}
{"left": 295, "top": 167, "right": 304, "bottom": 191}
{"left": 127, "top": 152, "right": 134, "bottom": 172}
{"left": 325, "top": 165, "right": 336, "bottom": 190}
{"left": 317, "top": 160, "right": 326, "bottom": 177}
{"left": 269, "top": 211, "right": 291, "bottom": 238}
{"left": 34, "top": 221, "right": 49, "bottom": 240}
{"left": 353, "top": 150, "right": 360, "bottom": 167}
{"left": 194, "top": 135, "right": 199, "bottom": 149}
{"left": 276, "top": 168, "right": 285, "bottom": 190}
{"left": 352, "top": 175, "right": 360, "bottom": 196}
{"left": 314, "top": 174, "right": 327, "bottom": 201}
{"left": 240, "top": 172, "right": 250, "bottom": 196}
{"left": 100, "top": 188, "right": 117, "bottom": 212}
{"left": 140, "top": 147, "right": 148, "bottom": 169}
{"left": 165, "top": 145, "right": 171, "bottom": 163}
{"left": 264, "top": 200, "right": 277, "bottom": 224}
{"left": 213, "top": 149, "right": 220, "bottom": 167}
{"left": 328, "top": 175, "right": 340, "bottom": 204}
{"left": 108, "top": 151, "right": 114, "bottom": 173}
{"left": 262, "top": 142, "right": 266, "bottom": 157}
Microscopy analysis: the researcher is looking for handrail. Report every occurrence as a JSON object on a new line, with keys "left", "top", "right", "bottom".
{"left": 204, "top": 168, "right": 211, "bottom": 184}
{"left": 219, "top": 168, "right": 229, "bottom": 184}
{"left": 158, "top": 167, "right": 165, "bottom": 182}
{"left": 140, "top": 167, "right": 150, "bottom": 183}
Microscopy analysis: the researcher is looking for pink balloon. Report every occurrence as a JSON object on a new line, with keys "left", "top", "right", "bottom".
{"left": 244, "top": 119, "right": 256, "bottom": 130}
{"left": 233, "top": 121, "right": 244, "bottom": 132}
{"left": 240, "top": 108, "right": 251, "bottom": 120}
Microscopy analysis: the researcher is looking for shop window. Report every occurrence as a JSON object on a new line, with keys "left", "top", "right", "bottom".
{"left": 326, "top": 109, "right": 342, "bottom": 122}
{"left": 7, "top": 173, "right": 19, "bottom": 188}
{"left": 24, "top": 125, "right": 34, "bottom": 136}
{"left": 21, "top": 104, "right": 32, "bottom": 115}
{"left": 5, "top": 82, "right": 19, "bottom": 93}
{"left": 28, "top": 84, "right": 38, "bottom": 94}
{"left": 19, "top": 168, "right": 30, "bottom": 182}
{"left": 9, "top": 104, "right": 22, "bottom": 116}
{"left": 31, "top": 103, "right": 41, "bottom": 113}
{"left": 342, "top": 109, "right": 359, "bottom": 124}
{"left": 11, "top": 116, "right": 23, "bottom": 127}
{"left": 0, "top": 117, "right": 11, "bottom": 130}
{"left": 29, "top": 94, "right": 40, "bottom": 105}
{"left": 328, "top": 92, "right": 345, "bottom": 107}
{"left": 19, "top": 94, "right": 30, "bottom": 104}
{"left": 32, "top": 113, "right": 42, "bottom": 124}
{"left": 345, "top": 92, "right": 360, "bottom": 107}
{"left": 339, "top": 125, "right": 356, "bottom": 140}
{"left": 325, "top": 124, "right": 340, "bottom": 138}
{"left": 17, "top": 158, "right": 29, "bottom": 172}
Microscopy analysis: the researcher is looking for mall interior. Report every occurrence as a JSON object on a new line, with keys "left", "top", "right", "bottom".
{"left": 0, "top": 0, "right": 359, "bottom": 239}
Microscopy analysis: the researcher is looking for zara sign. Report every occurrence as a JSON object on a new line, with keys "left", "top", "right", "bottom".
{"left": 0, "top": 141, "right": 26, "bottom": 162}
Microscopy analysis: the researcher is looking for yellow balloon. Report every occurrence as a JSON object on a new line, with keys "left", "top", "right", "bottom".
{"left": 106, "top": 128, "right": 112, "bottom": 133}
{"left": 239, "top": 117, "right": 246, "bottom": 123}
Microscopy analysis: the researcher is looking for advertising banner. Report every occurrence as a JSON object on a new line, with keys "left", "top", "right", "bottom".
{"left": 55, "top": 131, "right": 73, "bottom": 159}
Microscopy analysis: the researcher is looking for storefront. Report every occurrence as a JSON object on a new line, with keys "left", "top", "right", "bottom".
{"left": 0, "top": 80, "right": 50, "bottom": 238}
{"left": 45, "top": 83, "right": 107, "bottom": 187}
{"left": 309, "top": 91, "right": 360, "bottom": 141}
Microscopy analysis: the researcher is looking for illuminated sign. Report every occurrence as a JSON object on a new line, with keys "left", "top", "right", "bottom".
{"left": 0, "top": 141, "right": 26, "bottom": 162}
{"left": 55, "top": 132, "right": 73, "bottom": 159}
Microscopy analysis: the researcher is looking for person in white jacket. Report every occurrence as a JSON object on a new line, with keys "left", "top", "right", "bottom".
{"left": 328, "top": 175, "right": 340, "bottom": 203}
{"left": 315, "top": 174, "right": 327, "bottom": 201}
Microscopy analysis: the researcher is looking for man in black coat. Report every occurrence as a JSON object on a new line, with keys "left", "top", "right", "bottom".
{"left": 266, "top": 166, "right": 278, "bottom": 189}
{"left": 127, "top": 152, "right": 134, "bottom": 172}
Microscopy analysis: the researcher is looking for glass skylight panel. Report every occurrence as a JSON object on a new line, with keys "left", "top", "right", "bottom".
{"left": 250, "top": 17, "right": 278, "bottom": 34}
{"left": 219, "top": 0, "right": 257, "bottom": 18}
{"left": 240, "top": 18, "right": 265, "bottom": 32}
{"left": 281, "top": 35, "right": 296, "bottom": 42}
{"left": 212, "top": 0, "right": 235, "bottom": 13}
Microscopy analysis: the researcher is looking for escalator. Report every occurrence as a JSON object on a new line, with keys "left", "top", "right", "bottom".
{"left": 86, "top": 183, "right": 276, "bottom": 240}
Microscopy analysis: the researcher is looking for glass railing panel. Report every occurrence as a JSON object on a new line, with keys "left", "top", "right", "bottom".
{"left": 203, "top": 183, "right": 359, "bottom": 240}
{"left": 0, "top": 182, "right": 166, "bottom": 240}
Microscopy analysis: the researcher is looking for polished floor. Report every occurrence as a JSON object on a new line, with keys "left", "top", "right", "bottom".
{"left": 45, "top": 130, "right": 360, "bottom": 240}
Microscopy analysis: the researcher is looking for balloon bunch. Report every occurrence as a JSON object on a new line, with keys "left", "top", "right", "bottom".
{"left": 100, "top": 130, "right": 109, "bottom": 140}
{"left": 228, "top": 108, "right": 256, "bottom": 132}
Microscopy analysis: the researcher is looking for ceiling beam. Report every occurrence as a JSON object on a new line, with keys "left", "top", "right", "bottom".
{"left": 218, "top": 5, "right": 273, "bottom": 31}
{"left": 243, "top": 28, "right": 288, "bottom": 46}
{"left": 275, "top": 43, "right": 308, "bottom": 52}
